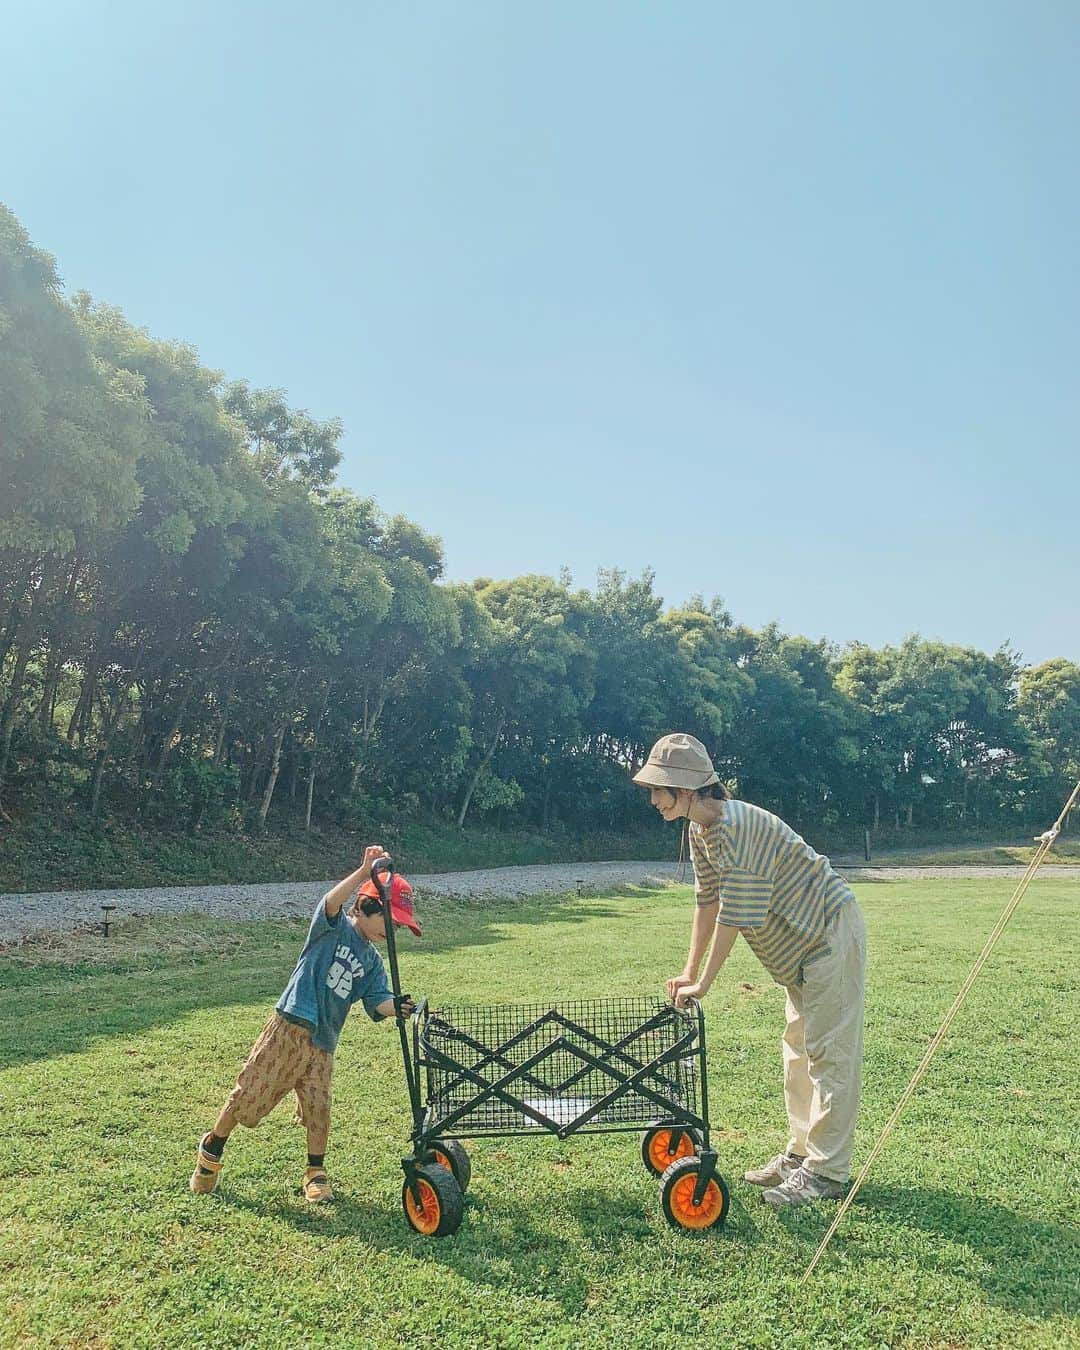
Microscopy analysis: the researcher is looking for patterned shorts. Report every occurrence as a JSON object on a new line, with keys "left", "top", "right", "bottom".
{"left": 219, "top": 1012, "right": 334, "bottom": 1140}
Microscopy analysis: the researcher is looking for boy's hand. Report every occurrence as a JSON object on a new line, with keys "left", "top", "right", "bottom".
{"left": 359, "top": 844, "right": 388, "bottom": 883}
{"left": 375, "top": 993, "right": 416, "bottom": 1020}
{"left": 325, "top": 845, "right": 390, "bottom": 919}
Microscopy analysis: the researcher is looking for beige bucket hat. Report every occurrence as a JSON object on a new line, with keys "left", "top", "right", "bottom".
{"left": 631, "top": 733, "right": 720, "bottom": 790}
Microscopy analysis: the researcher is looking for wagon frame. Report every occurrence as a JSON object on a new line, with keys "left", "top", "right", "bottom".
{"left": 371, "top": 858, "right": 730, "bottom": 1236}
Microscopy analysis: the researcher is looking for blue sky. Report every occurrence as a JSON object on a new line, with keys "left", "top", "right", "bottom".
{"left": 4, "top": 1, "right": 1077, "bottom": 664}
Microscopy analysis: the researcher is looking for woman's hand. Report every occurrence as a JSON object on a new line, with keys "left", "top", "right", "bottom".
{"left": 674, "top": 982, "right": 705, "bottom": 1009}
{"left": 666, "top": 972, "right": 696, "bottom": 1001}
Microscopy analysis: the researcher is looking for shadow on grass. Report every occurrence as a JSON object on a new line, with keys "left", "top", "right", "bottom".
{"left": 787, "top": 1183, "right": 1077, "bottom": 1320}
{"left": 212, "top": 1171, "right": 756, "bottom": 1316}
{"left": 879, "top": 1183, "right": 1077, "bottom": 1319}
{"left": 0, "top": 894, "right": 635, "bottom": 1069}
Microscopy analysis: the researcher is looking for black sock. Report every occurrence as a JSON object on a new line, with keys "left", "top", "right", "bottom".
{"left": 307, "top": 1153, "right": 324, "bottom": 1169}
{"left": 203, "top": 1132, "right": 227, "bottom": 1158}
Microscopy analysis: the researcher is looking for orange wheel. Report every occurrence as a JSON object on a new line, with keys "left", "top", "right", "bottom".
{"left": 404, "top": 1177, "right": 441, "bottom": 1234}
{"left": 427, "top": 1138, "right": 472, "bottom": 1191}
{"left": 660, "top": 1156, "right": 729, "bottom": 1232}
{"left": 401, "top": 1163, "right": 463, "bottom": 1237}
{"left": 640, "top": 1125, "right": 702, "bottom": 1177}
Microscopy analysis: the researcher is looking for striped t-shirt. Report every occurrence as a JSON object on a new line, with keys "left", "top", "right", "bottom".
{"left": 688, "top": 799, "right": 854, "bottom": 988}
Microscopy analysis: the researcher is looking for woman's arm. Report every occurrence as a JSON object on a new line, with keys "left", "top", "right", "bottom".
{"left": 687, "top": 898, "right": 720, "bottom": 971}
{"left": 674, "top": 920, "right": 740, "bottom": 1006}
{"left": 667, "top": 826, "right": 722, "bottom": 998}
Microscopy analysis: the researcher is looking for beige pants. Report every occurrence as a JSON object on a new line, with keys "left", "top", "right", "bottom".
{"left": 217, "top": 1013, "right": 334, "bottom": 1153}
{"left": 782, "top": 901, "right": 867, "bottom": 1182}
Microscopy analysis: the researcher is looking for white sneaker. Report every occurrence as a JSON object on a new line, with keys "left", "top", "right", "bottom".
{"left": 743, "top": 1152, "right": 805, "bottom": 1186}
{"left": 761, "top": 1165, "right": 846, "bottom": 1207}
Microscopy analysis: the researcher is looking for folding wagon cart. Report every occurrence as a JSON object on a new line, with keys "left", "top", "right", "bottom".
{"left": 370, "top": 859, "right": 730, "bottom": 1238}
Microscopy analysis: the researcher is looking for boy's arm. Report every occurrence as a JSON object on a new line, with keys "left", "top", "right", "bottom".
{"left": 323, "top": 844, "right": 386, "bottom": 919}
{"left": 357, "top": 950, "right": 416, "bottom": 1021}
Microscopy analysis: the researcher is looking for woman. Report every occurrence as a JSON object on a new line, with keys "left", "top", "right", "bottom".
{"left": 633, "top": 733, "right": 866, "bottom": 1208}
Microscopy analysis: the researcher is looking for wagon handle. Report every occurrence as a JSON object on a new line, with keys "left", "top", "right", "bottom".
{"left": 668, "top": 996, "right": 710, "bottom": 1151}
{"left": 370, "top": 855, "right": 398, "bottom": 981}
{"left": 371, "top": 856, "right": 424, "bottom": 1132}
{"left": 668, "top": 995, "right": 701, "bottom": 1012}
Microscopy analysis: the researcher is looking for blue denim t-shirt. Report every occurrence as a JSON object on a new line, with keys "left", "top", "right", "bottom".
{"left": 275, "top": 898, "right": 393, "bottom": 1054}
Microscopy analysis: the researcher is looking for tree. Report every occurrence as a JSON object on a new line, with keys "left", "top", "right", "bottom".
{"left": 2, "top": 201, "right": 1072, "bottom": 846}
{"left": 658, "top": 601, "right": 752, "bottom": 760}
{"left": 457, "top": 575, "right": 592, "bottom": 828}
{"left": 0, "top": 210, "right": 146, "bottom": 800}
{"left": 63, "top": 297, "right": 248, "bottom": 817}
{"left": 837, "top": 637, "right": 1025, "bottom": 830}
{"left": 1018, "top": 659, "right": 1080, "bottom": 824}
{"left": 582, "top": 569, "right": 672, "bottom": 771}
{"left": 728, "top": 627, "right": 860, "bottom": 832}
{"left": 221, "top": 380, "right": 342, "bottom": 490}
{"left": 318, "top": 490, "right": 458, "bottom": 804}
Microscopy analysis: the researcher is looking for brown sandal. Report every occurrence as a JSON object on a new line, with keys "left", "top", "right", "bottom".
{"left": 303, "top": 1166, "right": 333, "bottom": 1203}
{"left": 189, "top": 1136, "right": 224, "bottom": 1195}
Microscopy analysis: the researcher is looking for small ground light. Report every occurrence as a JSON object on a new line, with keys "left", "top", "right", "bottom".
{"left": 576, "top": 879, "right": 585, "bottom": 895}
{"left": 101, "top": 904, "right": 116, "bottom": 938}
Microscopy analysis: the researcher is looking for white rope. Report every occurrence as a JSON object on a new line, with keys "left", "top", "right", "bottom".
{"left": 802, "top": 776, "right": 1080, "bottom": 1282}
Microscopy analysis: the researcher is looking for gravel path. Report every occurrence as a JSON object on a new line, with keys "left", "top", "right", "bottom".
{"left": 0, "top": 861, "right": 679, "bottom": 943}
{"left": 1, "top": 859, "right": 1076, "bottom": 944}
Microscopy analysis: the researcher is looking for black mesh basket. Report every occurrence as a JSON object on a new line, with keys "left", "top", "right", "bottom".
{"left": 416, "top": 996, "right": 703, "bottom": 1139}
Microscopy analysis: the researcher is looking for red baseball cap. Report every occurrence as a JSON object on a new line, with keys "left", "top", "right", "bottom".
{"left": 358, "top": 873, "right": 422, "bottom": 936}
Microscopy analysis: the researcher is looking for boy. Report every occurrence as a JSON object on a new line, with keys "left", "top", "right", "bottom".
{"left": 189, "top": 844, "right": 420, "bottom": 1202}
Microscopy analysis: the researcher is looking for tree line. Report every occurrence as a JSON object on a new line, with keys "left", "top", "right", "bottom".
{"left": 2, "top": 203, "right": 1077, "bottom": 843}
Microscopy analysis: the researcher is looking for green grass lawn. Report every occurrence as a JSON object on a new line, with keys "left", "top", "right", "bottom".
{"left": 1, "top": 879, "right": 1077, "bottom": 1348}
